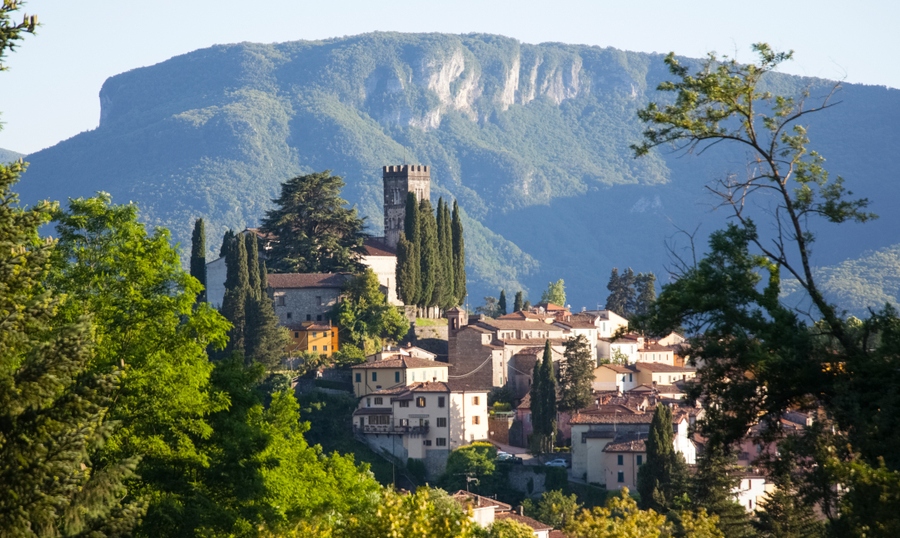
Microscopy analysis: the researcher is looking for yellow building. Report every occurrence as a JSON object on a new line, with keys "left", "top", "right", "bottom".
{"left": 287, "top": 321, "right": 339, "bottom": 357}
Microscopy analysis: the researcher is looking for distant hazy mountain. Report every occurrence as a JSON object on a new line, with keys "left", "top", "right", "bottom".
{"left": 15, "top": 33, "right": 900, "bottom": 309}
{"left": 0, "top": 148, "right": 24, "bottom": 162}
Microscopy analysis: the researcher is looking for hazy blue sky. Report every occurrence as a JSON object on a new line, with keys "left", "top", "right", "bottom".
{"left": 0, "top": 0, "right": 896, "bottom": 154}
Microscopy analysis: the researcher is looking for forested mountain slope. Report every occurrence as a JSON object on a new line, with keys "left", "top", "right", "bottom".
{"left": 15, "top": 33, "right": 900, "bottom": 309}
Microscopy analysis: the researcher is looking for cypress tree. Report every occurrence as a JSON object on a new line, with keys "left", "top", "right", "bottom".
{"left": 437, "top": 198, "right": 455, "bottom": 309}
{"left": 245, "top": 294, "right": 288, "bottom": 369}
{"left": 245, "top": 231, "right": 261, "bottom": 295}
{"left": 190, "top": 218, "right": 207, "bottom": 302}
{"left": 498, "top": 289, "right": 508, "bottom": 315}
{"left": 403, "top": 192, "right": 421, "bottom": 305}
{"left": 222, "top": 231, "right": 250, "bottom": 353}
{"left": 514, "top": 291, "right": 524, "bottom": 313}
{"left": 451, "top": 200, "right": 466, "bottom": 306}
{"left": 529, "top": 356, "right": 544, "bottom": 453}
{"left": 396, "top": 233, "right": 419, "bottom": 306}
{"left": 418, "top": 199, "right": 440, "bottom": 309}
{"left": 220, "top": 229, "right": 235, "bottom": 258}
{"left": 404, "top": 192, "right": 419, "bottom": 244}
{"left": 637, "top": 404, "right": 690, "bottom": 512}
{"left": 539, "top": 340, "right": 558, "bottom": 453}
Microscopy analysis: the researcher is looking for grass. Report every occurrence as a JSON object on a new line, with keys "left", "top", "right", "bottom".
{"left": 414, "top": 318, "right": 447, "bottom": 327}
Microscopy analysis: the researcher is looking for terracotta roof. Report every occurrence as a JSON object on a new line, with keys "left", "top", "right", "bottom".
{"left": 351, "top": 356, "right": 444, "bottom": 370}
{"left": 641, "top": 343, "right": 675, "bottom": 352}
{"left": 570, "top": 412, "right": 653, "bottom": 425}
{"left": 500, "top": 338, "right": 570, "bottom": 346}
{"left": 494, "top": 512, "right": 552, "bottom": 531}
{"left": 451, "top": 491, "right": 512, "bottom": 511}
{"left": 596, "top": 363, "right": 634, "bottom": 374}
{"left": 362, "top": 238, "right": 397, "bottom": 257}
{"left": 446, "top": 378, "right": 492, "bottom": 392}
{"left": 633, "top": 362, "right": 696, "bottom": 373}
{"left": 498, "top": 311, "right": 550, "bottom": 321}
{"left": 534, "top": 302, "right": 568, "bottom": 312}
{"left": 654, "top": 384, "right": 684, "bottom": 394}
{"left": 477, "top": 319, "right": 565, "bottom": 332}
{"left": 287, "top": 322, "right": 332, "bottom": 331}
{"left": 603, "top": 432, "right": 649, "bottom": 453}
{"left": 352, "top": 407, "right": 393, "bottom": 416}
{"left": 556, "top": 320, "right": 598, "bottom": 329}
{"left": 516, "top": 393, "right": 531, "bottom": 410}
{"left": 267, "top": 272, "right": 352, "bottom": 289}
{"left": 628, "top": 384, "right": 656, "bottom": 393}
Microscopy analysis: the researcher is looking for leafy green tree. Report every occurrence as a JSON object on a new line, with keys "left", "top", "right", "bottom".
{"left": 190, "top": 217, "right": 207, "bottom": 302}
{"left": 332, "top": 269, "right": 409, "bottom": 350}
{"left": 260, "top": 171, "right": 367, "bottom": 274}
{"left": 638, "top": 404, "right": 689, "bottom": 513}
{"left": 440, "top": 442, "right": 497, "bottom": 494}
{"left": 336, "top": 487, "right": 476, "bottom": 538}
{"left": 452, "top": 200, "right": 466, "bottom": 306}
{"left": 560, "top": 335, "right": 594, "bottom": 411}
{"left": 691, "top": 444, "right": 753, "bottom": 538}
{"left": 513, "top": 290, "right": 524, "bottom": 313}
{"left": 485, "top": 519, "right": 534, "bottom": 538}
{"left": 475, "top": 296, "right": 501, "bottom": 318}
{"left": 540, "top": 279, "right": 566, "bottom": 306}
{"left": 418, "top": 198, "right": 440, "bottom": 309}
{"left": 522, "top": 489, "right": 581, "bottom": 529}
{"left": 49, "top": 195, "right": 232, "bottom": 532}
{"left": 498, "top": 289, "right": 508, "bottom": 315}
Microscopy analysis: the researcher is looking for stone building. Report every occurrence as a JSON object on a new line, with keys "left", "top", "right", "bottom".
{"left": 268, "top": 273, "right": 353, "bottom": 325}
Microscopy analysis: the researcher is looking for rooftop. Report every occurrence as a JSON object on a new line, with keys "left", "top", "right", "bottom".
{"left": 633, "top": 362, "right": 697, "bottom": 373}
{"left": 362, "top": 237, "right": 397, "bottom": 257}
{"left": 603, "top": 432, "right": 649, "bottom": 453}
{"left": 267, "top": 272, "right": 352, "bottom": 290}
{"left": 570, "top": 412, "right": 653, "bottom": 425}
{"left": 494, "top": 512, "right": 552, "bottom": 532}
{"left": 351, "top": 356, "right": 445, "bottom": 370}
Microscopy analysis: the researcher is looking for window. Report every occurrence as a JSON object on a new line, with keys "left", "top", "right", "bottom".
{"left": 374, "top": 397, "right": 383, "bottom": 405}
{"left": 399, "top": 400, "right": 409, "bottom": 408}
{"left": 438, "top": 397, "right": 445, "bottom": 408}
{"left": 637, "top": 455, "right": 643, "bottom": 466}
{"left": 370, "top": 415, "right": 390, "bottom": 425}
{"left": 294, "top": 332, "right": 299, "bottom": 338}
{"left": 472, "top": 416, "right": 480, "bottom": 425}
{"left": 416, "top": 397, "right": 426, "bottom": 408}
{"left": 286, "top": 312, "right": 292, "bottom": 319}
{"left": 436, "top": 417, "right": 447, "bottom": 427}
{"left": 355, "top": 373, "right": 361, "bottom": 383}
{"left": 412, "top": 372, "right": 416, "bottom": 381}
{"left": 316, "top": 314, "right": 322, "bottom": 321}
{"left": 617, "top": 471, "right": 625, "bottom": 483}
{"left": 332, "top": 331, "right": 336, "bottom": 337}
{"left": 306, "top": 314, "right": 311, "bottom": 321}
{"left": 316, "top": 296, "right": 322, "bottom": 306}
{"left": 312, "top": 332, "right": 317, "bottom": 338}
{"left": 276, "top": 295, "right": 285, "bottom": 306}
{"left": 366, "top": 398, "right": 371, "bottom": 408}
{"left": 323, "top": 345, "right": 327, "bottom": 351}
{"left": 436, "top": 438, "right": 447, "bottom": 447}
{"left": 472, "top": 396, "right": 480, "bottom": 405}
{"left": 617, "top": 455, "right": 624, "bottom": 465}
{"left": 424, "top": 440, "right": 432, "bottom": 446}
{"left": 395, "top": 372, "right": 400, "bottom": 383}
{"left": 372, "top": 372, "right": 377, "bottom": 381}
{"left": 312, "top": 345, "right": 317, "bottom": 351}
{"left": 629, "top": 373, "right": 633, "bottom": 382}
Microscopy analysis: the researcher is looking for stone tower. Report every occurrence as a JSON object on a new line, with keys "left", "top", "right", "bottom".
{"left": 382, "top": 164, "right": 431, "bottom": 249}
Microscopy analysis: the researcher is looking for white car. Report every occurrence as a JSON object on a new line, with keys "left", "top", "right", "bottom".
{"left": 544, "top": 458, "right": 568, "bottom": 468}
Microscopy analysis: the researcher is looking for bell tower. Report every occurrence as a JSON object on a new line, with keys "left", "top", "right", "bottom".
{"left": 382, "top": 164, "right": 431, "bottom": 249}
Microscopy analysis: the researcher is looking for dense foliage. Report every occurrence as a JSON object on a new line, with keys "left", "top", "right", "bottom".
{"left": 529, "top": 341, "right": 558, "bottom": 453}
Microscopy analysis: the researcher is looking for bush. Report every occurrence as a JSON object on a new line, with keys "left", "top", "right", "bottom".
{"left": 407, "top": 458, "right": 427, "bottom": 484}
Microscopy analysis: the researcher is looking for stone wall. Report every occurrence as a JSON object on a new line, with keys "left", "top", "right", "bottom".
{"left": 489, "top": 415, "right": 514, "bottom": 445}
{"left": 273, "top": 287, "right": 341, "bottom": 325}
{"left": 423, "top": 448, "right": 450, "bottom": 480}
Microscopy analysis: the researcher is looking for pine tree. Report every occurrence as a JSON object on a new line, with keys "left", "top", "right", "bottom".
{"left": 498, "top": 289, "right": 508, "bottom": 315}
{"left": 437, "top": 198, "right": 455, "bottom": 309}
{"left": 634, "top": 272, "right": 657, "bottom": 317}
{"left": 451, "top": 200, "right": 466, "bottom": 306}
{"left": 396, "top": 233, "right": 418, "bottom": 305}
{"left": 560, "top": 335, "right": 594, "bottom": 411}
{"left": 245, "top": 231, "right": 261, "bottom": 294}
{"left": 637, "top": 404, "right": 690, "bottom": 513}
{"left": 754, "top": 473, "right": 824, "bottom": 538}
{"left": 222, "top": 231, "right": 250, "bottom": 353}
{"left": 0, "top": 161, "right": 145, "bottom": 535}
{"left": 418, "top": 199, "right": 440, "bottom": 309}
{"left": 514, "top": 291, "right": 524, "bottom": 313}
{"left": 692, "top": 444, "right": 754, "bottom": 538}
{"left": 191, "top": 218, "right": 207, "bottom": 302}
{"left": 606, "top": 267, "right": 636, "bottom": 316}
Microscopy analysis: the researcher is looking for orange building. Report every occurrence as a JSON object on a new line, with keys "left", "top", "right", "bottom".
{"left": 287, "top": 321, "right": 339, "bottom": 357}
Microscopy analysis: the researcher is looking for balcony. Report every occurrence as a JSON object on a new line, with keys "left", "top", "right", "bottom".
{"left": 354, "top": 424, "right": 429, "bottom": 435}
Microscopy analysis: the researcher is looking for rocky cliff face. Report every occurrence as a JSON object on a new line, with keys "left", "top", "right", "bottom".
{"left": 17, "top": 33, "right": 900, "bottom": 309}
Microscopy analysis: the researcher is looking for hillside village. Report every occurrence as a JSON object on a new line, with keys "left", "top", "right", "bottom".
{"left": 195, "top": 163, "right": 814, "bottom": 535}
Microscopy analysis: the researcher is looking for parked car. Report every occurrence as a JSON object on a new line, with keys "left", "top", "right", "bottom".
{"left": 544, "top": 458, "right": 568, "bottom": 468}
{"left": 496, "top": 451, "right": 523, "bottom": 464}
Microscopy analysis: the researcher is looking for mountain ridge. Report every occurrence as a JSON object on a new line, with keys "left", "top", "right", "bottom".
{"left": 15, "top": 32, "right": 900, "bottom": 311}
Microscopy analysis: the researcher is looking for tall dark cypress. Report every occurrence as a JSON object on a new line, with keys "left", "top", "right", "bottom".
{"left": 220, "top": 229, "right": 235, "bottom": 258}
{"left": 436, "top": 198, "right": 455, "bottom": 309}
{"left": 539, "top": 340, "right": 558, "bottom": 453}
{"left": 498, "top": 290, "right": 507, "bottom": 315}
{"left": 514, "top": 291, "right": 524, "bottom": 313}
{"left": 244, "top": 232, "right": 261, "bottom": 296}
{"left": 221, "top": 231, "right": 249, "bottom": 353}
{"left": 529, "top": 357, "right": 544, "bottom": 453}
{"left": 396, "top": 233, "right": 419, "bottom": 306}
{"left": 418, "top": 199, "right": 440, "bottom": 309}
{"left": 637, "top": 404, "right": 689, "bottom": 512}
{"left": 190, "top": 218, "right": 207, "bottom": 302}
{"left": 402, "top": 192, "right": 421, "bottom": 305}
{"left": 451, "top": 200, "right": 466, "bottom": 306}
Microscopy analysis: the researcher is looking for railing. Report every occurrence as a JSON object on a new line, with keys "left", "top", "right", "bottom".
{"left": 354, "top": 424, "right": 429, "bottom": 435}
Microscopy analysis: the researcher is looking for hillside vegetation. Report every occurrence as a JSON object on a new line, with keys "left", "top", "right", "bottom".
{"left": 15, "top": 33, "right": 900, "bottom": 308}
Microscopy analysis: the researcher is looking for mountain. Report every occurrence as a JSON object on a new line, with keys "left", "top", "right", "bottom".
{"left": 0, "top": 148, "right": 24, "bottom": 162}
{"left": 14, "top": 32, "right": 900, "bottom": 310}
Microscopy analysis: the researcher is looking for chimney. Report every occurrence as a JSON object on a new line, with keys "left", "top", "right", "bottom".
{"left": 518, "top": 505, "right": 524, "bottom": 516}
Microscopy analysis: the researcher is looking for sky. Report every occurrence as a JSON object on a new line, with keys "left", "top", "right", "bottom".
{"left": 0, "top": 0, "right": 896, "bottom": 155}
